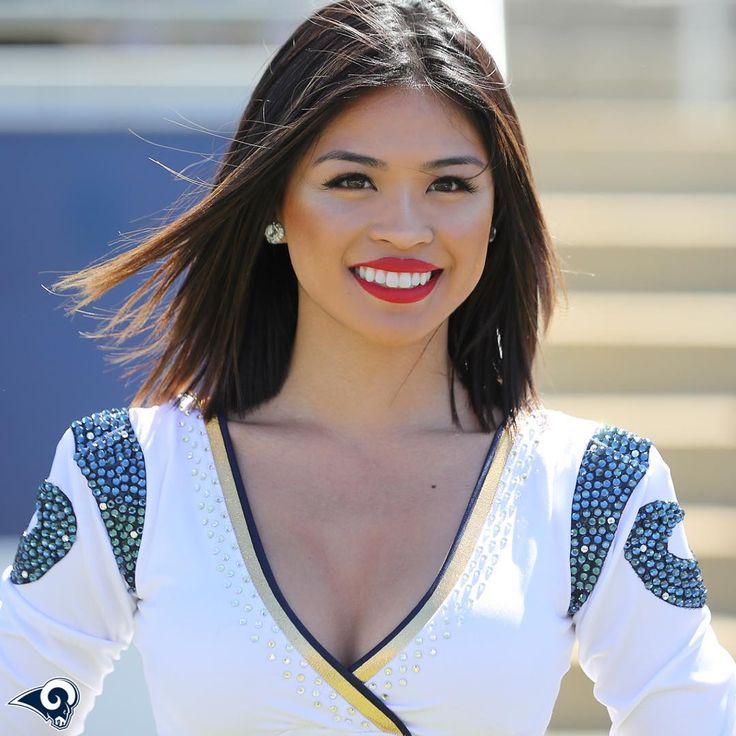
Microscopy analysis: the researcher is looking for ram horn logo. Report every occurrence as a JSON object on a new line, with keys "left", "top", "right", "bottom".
{"left": 8, "top": 677, "right": 80, "bottom": 729}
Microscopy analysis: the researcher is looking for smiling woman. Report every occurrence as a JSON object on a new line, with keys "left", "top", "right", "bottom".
{"left": 1, "top": 1, "right": 735, "bottom": 735}
{"left": 274, "top": 85, "right": 498, "bottom": 385}
{"left": 39, "top": 0, "right": 557, "bottom": 433}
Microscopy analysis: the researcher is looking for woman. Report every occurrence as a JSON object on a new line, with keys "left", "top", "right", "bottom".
{"left": 1, "top": 1, "right": 734, "bottom": 734}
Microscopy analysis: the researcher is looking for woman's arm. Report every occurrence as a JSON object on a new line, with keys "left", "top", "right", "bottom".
{"left": 0, "top": 413, "right": 141, "bottom": 735}
{"left": 571, "top": 434, "right": 736, "bottom": 735}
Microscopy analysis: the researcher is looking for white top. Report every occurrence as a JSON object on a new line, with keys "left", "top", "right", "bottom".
{"left": 1, "top": 397, "right": 734, "bottom": 735}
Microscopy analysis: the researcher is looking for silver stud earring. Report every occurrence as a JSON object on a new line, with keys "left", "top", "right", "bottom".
{"left": 489, "top": 225, "right": 497, "bottom": 243}
{"left": 265, "top": 220, "right": 285, "bottom": 244}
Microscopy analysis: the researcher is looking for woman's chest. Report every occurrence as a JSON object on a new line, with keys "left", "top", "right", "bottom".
{"left": 225, "top": 427, "right": 502, "bottom": 669}
{"left": 132, "top": 409, "right": 576, "bottom": 735}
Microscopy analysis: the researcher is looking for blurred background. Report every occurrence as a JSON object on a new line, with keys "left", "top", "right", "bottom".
{"left": 0, "top": 0, "right": 734, "bottom": 733}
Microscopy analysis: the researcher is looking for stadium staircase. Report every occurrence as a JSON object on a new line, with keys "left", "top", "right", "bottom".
{"left": 505, "top": 0, "right": 736, "bottom": 730}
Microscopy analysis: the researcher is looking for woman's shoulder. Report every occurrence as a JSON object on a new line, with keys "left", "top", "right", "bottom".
{"left": 532, "top": 404, "right": 651, "bottom": 448}
{"left": 525, "top": 404, "right": 657, "bottom": 480}
{"left": 65, "top": 394, "right": 199, "bottom": 460}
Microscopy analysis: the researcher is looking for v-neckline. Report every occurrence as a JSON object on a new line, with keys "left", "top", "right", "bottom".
{"left": 205, "top": 413, "right": 512, "bottom": 734}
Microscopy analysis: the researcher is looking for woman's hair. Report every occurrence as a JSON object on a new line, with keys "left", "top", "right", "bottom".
{"left": 55, "top": 0, "right": 561, "bottom": 430}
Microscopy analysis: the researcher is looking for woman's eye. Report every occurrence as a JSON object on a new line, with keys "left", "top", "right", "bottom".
{"left": 323, "top": 173, "right": 477, "bottom": 193}
{"left": 326, "top": 173, "right": 373, "bottom": 189}
{"left": 432, "top": 176, "right": 478, "bottom": 193}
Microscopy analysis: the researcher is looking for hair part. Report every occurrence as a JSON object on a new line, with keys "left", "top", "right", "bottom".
{"left": 54, "top": 0, "right": 562, "bottom": 431}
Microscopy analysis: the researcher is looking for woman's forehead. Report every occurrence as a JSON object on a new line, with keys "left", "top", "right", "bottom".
{"left": 307, "top": 87, "right": 486, "bottom": 165}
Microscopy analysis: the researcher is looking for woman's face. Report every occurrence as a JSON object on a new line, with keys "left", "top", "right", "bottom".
{"left": 278, "top": 85, "right": 495, "bottom": 347}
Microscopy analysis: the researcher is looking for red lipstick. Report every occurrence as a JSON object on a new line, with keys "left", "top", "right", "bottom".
{"left": 350, "top": 257, "right": 441, "bottom": 272}
{"left": 349, "top": 257, "right": 443, "bottom": 304}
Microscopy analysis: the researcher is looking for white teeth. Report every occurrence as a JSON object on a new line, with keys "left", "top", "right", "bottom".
{"left": 355, "top": 266, "right": 436, "bottom": 289}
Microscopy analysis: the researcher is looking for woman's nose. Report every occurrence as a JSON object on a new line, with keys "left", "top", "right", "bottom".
{"left": 368, "top": 195, "right": 434, "bottom": 248}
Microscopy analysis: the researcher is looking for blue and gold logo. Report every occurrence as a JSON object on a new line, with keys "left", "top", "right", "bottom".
{"left": 8, "top": 677, "right": 80, "bottom": 730}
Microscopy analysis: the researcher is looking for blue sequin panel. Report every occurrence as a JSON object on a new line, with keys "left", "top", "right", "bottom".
{"left": 71, "top": 408, "right": 146, "bottom": 595}
{"left": 624, "top": 500, "right": 707, "bottom": 608}
{"left": 10, "top": 481, "right": 78, "bottom": 584}
{"left": 568, "top": 426, "right": 651, "bottom": 616}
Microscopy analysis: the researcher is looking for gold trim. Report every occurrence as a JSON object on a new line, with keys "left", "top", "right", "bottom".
{"left": 205, "top": 418, "right": 403, "bottom": 735}
{"left": 353, "top": 428, "right": 513, "bottom": 680}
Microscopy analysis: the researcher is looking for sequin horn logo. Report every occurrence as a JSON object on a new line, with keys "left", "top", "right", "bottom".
{"left": 624, "top": 500, "right": 707, "bottom": 608}
{"left": 7, "top": 677, "right": 80, "bottom": 729}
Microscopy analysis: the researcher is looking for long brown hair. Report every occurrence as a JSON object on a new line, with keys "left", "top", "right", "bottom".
{"left": 54, "top": 0, "right": 561, "bottom": 430}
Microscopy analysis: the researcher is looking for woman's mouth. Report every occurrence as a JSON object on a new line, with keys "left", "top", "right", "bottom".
{"left": 349, "top": 265, "right": 443, "bottom": 304}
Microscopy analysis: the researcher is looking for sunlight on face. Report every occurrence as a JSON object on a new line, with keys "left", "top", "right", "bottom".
{"left": 279, "top": 85, "right": 495, "bottom": 347}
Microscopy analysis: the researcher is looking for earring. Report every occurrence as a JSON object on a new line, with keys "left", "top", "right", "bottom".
{"left": 265, "top": 221, "right": 285, "bottom": 244}
{"left": 489, "top": 225, "right": 497, "bottom": 243}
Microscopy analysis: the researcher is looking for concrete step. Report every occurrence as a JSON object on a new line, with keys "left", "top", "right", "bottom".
{"left": 699, "top": 558, "right": 736, "bottom": 614}
{"left": 508, "top": 0, "right": 677, "bottom": 28}
{"left": 517, "top": 100, "right": 736, "bottom": 157}
{"left": 540, "top": 191, "right": 736, "bottom": 244}
{"left": 539, "top": 393, "right": 736, "bottom": 450}
{"left": 530, "top": 150, "right": 736, "bottom": 193}
{"left": 537, "top": 395, "right": 736, "bottom": 506}
{"left": 680, "top": 504, "right": 736, "bottom": 553}
{"left": 545, "top": 293, "right": 736, "bottom": 349}
{"left": 515, "top": 99, "right": 736, "bottom": 192}
{"left": 666, "top": 448, "right": 735, "bottom": 507}
{"left": 508, "top": 36, "right": 732, "bottom": 100}
{"left": 536, "top": 345, "right": 736, "bottom": 394}
{"left": 509, "top": 36, "right": 679, "bottom": 99}
{"left": 538, "top": 392, "right": 736, "bottom": 503}
{"left": 517, "top": 99, "right": 736, "bottom": 190}
{"left": 556, "top": 246, "right": 736, "bottom": 292}
{"left": 540, "top": 192, "right": 736, "bottom": 290}
{"left": 506, "top": 4, "right": 734, "bottom": 99}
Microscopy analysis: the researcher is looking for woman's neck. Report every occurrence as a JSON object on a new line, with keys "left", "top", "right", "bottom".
{"left": 236, "top": 315, "right": 491, "bottom": 439}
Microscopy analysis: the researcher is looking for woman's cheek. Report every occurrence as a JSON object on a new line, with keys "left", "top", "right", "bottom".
{"left": 298, "top": 191, "right": 364, "bottom": 230}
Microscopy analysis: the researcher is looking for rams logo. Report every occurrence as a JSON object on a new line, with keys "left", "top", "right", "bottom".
{"left": 7, "top": 677, "right": 80, "bottom": 729}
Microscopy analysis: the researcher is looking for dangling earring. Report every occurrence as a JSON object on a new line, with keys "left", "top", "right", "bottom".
{"left": 265, "top": 220, "right": 285, "bottom": 244}
{"left": 488, "top": 225, "right": 497, "bottom": 243}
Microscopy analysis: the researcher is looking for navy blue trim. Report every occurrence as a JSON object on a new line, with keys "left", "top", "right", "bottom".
{"left": 219, "top": 416, "right": 503, "bottom": 734}
{"left": 349, "top": 420, "right": 505, "bottom": 673}
{"left": 218, "top": 415, "right": 415, "bottom": 734}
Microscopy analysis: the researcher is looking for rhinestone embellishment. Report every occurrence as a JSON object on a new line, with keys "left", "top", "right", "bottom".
{"left": 10, "top": 481, "right": 78, "bottom": 584}
{"left": 568, "top": 425, "right": 651, "bottom": 616}
{"left": 362, "top": 409, "right": 545, "bottom": 699}
{"left": 179, "top": 396, "right": 359, "bottom": 725}
{"left": 71, "top": 408, "right": 146, "bottom": 595}
{"left": 624, "top": 500, "right": 707, "bottom": 608}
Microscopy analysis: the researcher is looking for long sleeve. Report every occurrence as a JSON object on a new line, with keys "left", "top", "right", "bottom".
{"left": 0, "top": 413, "right": 142, "bottom": 734}
{"left": 570, "top": 428, "right": 736, "bottom": 735}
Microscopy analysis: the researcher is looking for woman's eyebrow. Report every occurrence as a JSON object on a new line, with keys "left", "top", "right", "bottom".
{"left": 312, "top": 150, "right": 486, "bottom": 170}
